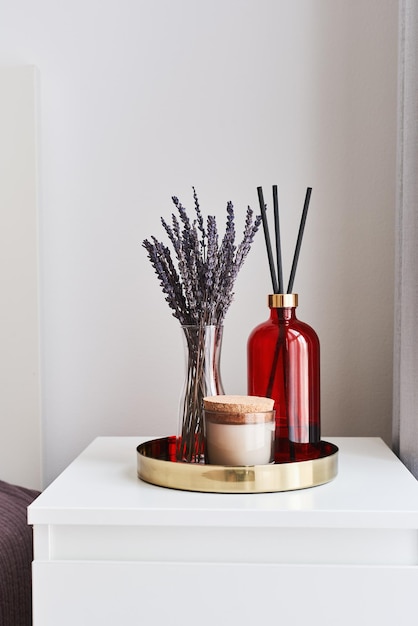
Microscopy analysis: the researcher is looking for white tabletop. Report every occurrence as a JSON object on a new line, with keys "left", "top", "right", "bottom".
{"left": 28, "top": 436, "right": 418, "bottom": 529}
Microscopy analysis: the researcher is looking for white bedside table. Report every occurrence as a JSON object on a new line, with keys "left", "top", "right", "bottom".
{"left": 28, "top": 437, "right": 418, "bottom": 626}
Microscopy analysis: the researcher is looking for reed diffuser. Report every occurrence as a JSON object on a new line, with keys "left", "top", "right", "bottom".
{"left": 247, "top": 185, "right": 321, "bottom": 462}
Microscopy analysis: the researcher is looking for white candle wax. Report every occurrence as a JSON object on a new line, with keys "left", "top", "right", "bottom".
{"left": 205, "top": 420, "right": 274, "bottom": 466}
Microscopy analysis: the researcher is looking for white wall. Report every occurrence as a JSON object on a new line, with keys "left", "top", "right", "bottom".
{"left": 0, "top": 66, "right": 42, "bottom": 489}
{"left": 0, "top": 0, "right": 398, "bottom": 486}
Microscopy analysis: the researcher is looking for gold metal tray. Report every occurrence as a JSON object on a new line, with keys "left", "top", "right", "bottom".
{"left": 137, "top": 436, "right": 338, "bottom": 493}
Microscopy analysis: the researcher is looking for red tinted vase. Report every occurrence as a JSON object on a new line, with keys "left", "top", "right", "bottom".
{"left": 247, "top": 294, "right": 320, "bottom": 462}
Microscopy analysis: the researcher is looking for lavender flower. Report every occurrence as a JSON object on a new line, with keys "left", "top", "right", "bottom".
{"left": 143, "top": 190, "right": 261, "bottom": 462}
{"left": 142, "top": 191, "right": 261, "bottom": 327}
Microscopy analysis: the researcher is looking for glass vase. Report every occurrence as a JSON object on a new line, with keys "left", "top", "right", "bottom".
{"left": 247, "top": 294, "right": 320, "bottom": 462}
{"left": 177, "top": 324, "right": 225, "bottom": 463}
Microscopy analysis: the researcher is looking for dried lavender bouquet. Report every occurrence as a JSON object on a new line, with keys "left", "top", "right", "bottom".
{"left": 143, "top": 189, "right": 261, "bottom": 461}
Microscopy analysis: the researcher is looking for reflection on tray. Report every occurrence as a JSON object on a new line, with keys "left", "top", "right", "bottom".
{"left": 139, "top": 435, "right": 337, "bottom": 465}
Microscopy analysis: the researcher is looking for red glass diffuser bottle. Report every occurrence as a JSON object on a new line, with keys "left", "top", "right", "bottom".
{"left": 247, "top": 293, "right": 320, "bottom": 462}
{"left": 249, "top": 185, "right": 320, "bottom": 462}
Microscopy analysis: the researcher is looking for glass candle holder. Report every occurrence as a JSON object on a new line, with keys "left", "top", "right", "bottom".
{"left": 203, "top": 395, "right": 275, "bottom": 466}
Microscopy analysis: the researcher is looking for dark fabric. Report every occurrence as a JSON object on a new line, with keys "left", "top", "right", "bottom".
{"left": 0, "top": 480, "right": 40, "bottom": 626}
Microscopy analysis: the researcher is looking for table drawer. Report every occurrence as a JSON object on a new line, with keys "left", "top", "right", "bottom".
{"left": 33, "top": 560, "right": 418, "bottom": 626}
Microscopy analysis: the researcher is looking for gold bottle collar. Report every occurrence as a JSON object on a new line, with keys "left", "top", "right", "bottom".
{"left": 268, "top": 294, "right": 298, "bottom": 308}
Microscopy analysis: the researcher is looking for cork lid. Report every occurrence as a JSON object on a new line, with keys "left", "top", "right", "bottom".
{"left": 203, "top": 395, "right": 274, "bottom": 413}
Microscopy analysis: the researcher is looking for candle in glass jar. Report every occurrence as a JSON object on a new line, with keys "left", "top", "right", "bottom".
{"left": 203, "top": 395, "right": 275, "bottom": 466}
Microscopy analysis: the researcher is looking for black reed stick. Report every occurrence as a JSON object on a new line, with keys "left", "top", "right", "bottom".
{"left": 272, "top": 185, "right": 284, "bottom": 294}
{"left": 287, "top": 187, "right": 312, "bottom": 293}
{"left": 257, "top": 186, "right": 279, "bottom": 293}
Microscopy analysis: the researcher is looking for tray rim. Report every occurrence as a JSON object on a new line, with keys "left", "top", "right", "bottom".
{"left": 137, "top": 436, "right": 338, "bottom": 494}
